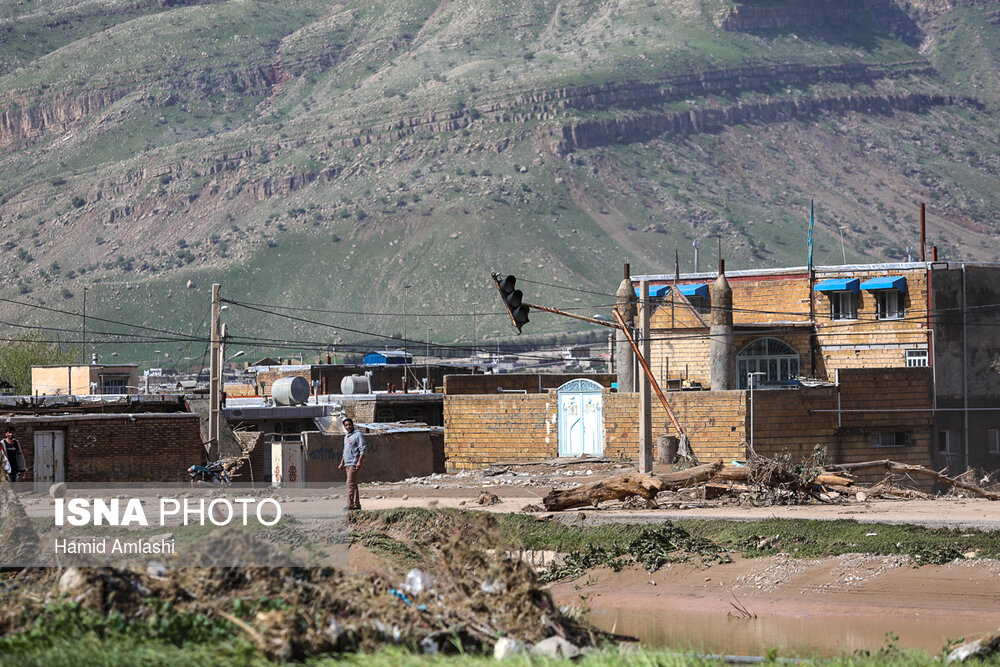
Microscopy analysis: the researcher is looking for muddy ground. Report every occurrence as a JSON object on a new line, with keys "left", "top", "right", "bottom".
{"left": 346, "top": 461, "right": 1000, "bottom": 655}
{"left": 6, "top": 460, "right": 1000, "bottom": 659}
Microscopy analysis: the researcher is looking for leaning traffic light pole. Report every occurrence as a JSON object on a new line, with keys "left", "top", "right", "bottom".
{"left": 490, "top": 273, "right": 618, "bottom": 332}
{"left": 489, "top": 272, "right": 688, "bottom": 460}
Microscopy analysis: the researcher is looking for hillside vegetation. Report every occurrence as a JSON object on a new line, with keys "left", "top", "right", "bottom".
{"left": 0, "top": 0, "right": 998, "bottom": 362}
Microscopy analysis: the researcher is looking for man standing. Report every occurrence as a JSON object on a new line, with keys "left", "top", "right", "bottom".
{"left": 338, "top": 417, "right": 366, "bottom": 511}
{"left": 1, "top": 424, "right": 25, "bottom": 483}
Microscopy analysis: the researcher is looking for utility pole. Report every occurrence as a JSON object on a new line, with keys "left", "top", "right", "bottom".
{"left": 209, "top": 283, "right": 221, "bottom": 460}
{"left": 81, "top": 286, "right": 87, "bottom": 364}
{"left": 638, "top": 280, "right": 653, "bottom": 473}
{"left": 219, "top": 322, "right": 227, "bottom": 449}
{"left": 472, "top": 303, "right": 478, "bottom": 373}
{"left": 403, "top": 284, "right": 411, "bottom": 391}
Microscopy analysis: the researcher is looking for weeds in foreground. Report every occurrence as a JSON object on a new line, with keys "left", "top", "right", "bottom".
{"left": 541, "top": 523, "right": 731, "bottom": 583}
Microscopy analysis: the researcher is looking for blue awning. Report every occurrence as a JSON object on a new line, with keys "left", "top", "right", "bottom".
{"left": 814, "top": 278, "right": 860, "bottom": 294}
{"left": 634, "top": 285, "right": 670, "bottom": 298}
{"left": 677, "top": 283, "right": 709, "bottom": 299}
{"left": 860, "top": 276, "right": 907, "bottom": 294}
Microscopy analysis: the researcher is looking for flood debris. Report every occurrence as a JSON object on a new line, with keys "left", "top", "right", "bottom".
{"left": 0, "top": 483, "right": 40, "bottom": 565}
{"left": 0, "top": 523, "right": 607, "bottom": 662}
{"left": 542, "top": 463, "right": 722, "bottom": 511}
{"left": 540, "top": 455, "right": 1000, "bottom": 511}
{"left": 947, "top": 629, "right": 1000, "bottom": 663}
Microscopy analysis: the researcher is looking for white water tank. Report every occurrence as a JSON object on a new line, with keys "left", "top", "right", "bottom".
{"left": 340, "top": 374, "right": 371, "bottom": 395}
{"left": 272, "top": 376, "right": 310, "bottom": 406}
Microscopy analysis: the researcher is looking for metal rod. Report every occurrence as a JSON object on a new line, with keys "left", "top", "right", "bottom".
{"left": 638, "top": 280, "right": 652, "bottom": 473}
{"left": 613, "top": 306, "right": 685, "bottom": 437}
{"left": 920, "top": 203, "right": 926, "bottom": 262}
{"left": 525, "top": 302, "right": 620, "bottom": 329}
{"left": 82, "top": 287, "right": 87, "bottom": 364}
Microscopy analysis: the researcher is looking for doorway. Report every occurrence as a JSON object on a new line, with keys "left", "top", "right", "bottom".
{"left": 557, "top": 379, "right": 605, "bottom": 457}
{"left": 33, "top": 430, "right": 65, "bottom": 493}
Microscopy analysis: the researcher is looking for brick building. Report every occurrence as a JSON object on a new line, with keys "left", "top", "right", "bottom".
{"left": 31, "top": 364, "right": 140, "bottom": 396}
{"left": 444, "top": 262, "right": 1000, "bottom": 477}
{"left": 634, "top": 261, "right": 1000, "bottom": 474}
{"left": 5, "top": 413, "right": 204, "bottom": 489}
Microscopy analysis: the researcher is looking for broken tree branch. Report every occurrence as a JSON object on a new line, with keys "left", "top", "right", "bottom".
{"left": 541, "top": 462, "right": 722, "bottom": 511}
{"left": 827, "top": 460, "right": 1000, "bottom": 501}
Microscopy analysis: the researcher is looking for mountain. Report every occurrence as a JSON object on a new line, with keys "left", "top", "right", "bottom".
{"left": 1, "top": 0, "right": 999, "bottom": 364}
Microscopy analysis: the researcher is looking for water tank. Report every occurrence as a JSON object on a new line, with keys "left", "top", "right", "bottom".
{"left": 340, "top": 374, "right": 371, "bottom": 395}
{"left": 272, "top": 376, "right": 310, "bottom": 406}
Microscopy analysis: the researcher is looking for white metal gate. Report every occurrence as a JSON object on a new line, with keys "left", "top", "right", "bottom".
{"left": 557, "top": 379, "right": 605, "bottom": 457}
{"left": 33, "top": 430, "right": 65, "bottom": 493}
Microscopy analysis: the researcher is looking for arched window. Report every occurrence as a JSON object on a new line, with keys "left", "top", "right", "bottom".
{"left": 737, "top": 338, "right": 800, "bottom": 388}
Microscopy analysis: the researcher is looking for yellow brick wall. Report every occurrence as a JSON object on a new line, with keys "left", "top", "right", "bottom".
{"left": 729, "top": 273, "right": 812, "bottom": 324}
{"left": 445, "top": 367, "right": 933, "bottom": 475}
{"left": 646, "top": 269, "right": 930, "bottom": 386}
{"left": 604, "top": 391, "right": 747, "bottom": 462}
{"left": 813, "top": 268, "right": 930, "bottom": 380}
{"left": 649, "top": 291, "right": 709, "bottom": 330}
{"left": 649, "top": 336, "right": 712, "bottom": 387}
{"left": 753, "top": 367, "right": 933, "bottom": 487}
{"left": 444, "top": 394, "right": 556, "bottom": 469}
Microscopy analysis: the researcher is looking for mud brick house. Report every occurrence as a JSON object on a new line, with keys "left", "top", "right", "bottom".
{"left": 444, "top": 262, "right": 1000, "bottom": 477}
{"left": 1, "top": 396, "right": 204, "bottom": 489}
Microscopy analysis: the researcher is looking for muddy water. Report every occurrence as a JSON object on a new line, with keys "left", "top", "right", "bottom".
{"left": 587, "top": 608, "right": 987, "bottom": 657}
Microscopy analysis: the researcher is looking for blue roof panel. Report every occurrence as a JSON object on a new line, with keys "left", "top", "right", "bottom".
{"left": 860, "top": 276, "right": 907, "bottom": 293}
{"left": 814, "top": 278, "right": 860, "bottom": 294}
{"left": 677, "top": 283, "right": 710, "bottom": 299}
{"left": 634, "top": 285, "right": 671, "bottom": 298}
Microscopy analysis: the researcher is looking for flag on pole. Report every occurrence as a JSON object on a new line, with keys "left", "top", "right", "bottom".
{"left": 807, "top": 199, "right": 815, "bottom": 271}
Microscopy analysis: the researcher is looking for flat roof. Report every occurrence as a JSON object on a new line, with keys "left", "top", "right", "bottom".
{"left": 633, "top": 261, "right": 1000, "bottom": 283}
{"left": 31, "top": 363, "right": 139, "bottom": 369}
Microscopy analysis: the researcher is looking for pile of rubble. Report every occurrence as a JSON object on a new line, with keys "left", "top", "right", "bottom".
{"left": 540, "top": 458, "right": 1000, "bottom": 511}
{"left": 0, "top": 514, "right": 611, "bottom": 662}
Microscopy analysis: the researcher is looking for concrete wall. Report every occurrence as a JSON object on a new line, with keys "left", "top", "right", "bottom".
{"left": 930, "top": 266, "right": 1000, "bottom": 475}
{"left": 302, "top": 430, "right": 440, "bottom": 483}
{"left": 7, "top": 413, "right": 203, "bottom": 482}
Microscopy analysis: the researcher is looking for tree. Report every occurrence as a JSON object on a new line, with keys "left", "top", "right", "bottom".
{"left": 0, "top": 333, "right": 79, "bottom": 395}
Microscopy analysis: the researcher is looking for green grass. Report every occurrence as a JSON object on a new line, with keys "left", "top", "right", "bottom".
{"left": 2, "top": 0, "right": 1000, "bottom": 355}
{"left": 2, "top": 635, "right": 991, "bottom": 666}
{"left": 361, "top": 508, "right": 1000, "bottom": 566}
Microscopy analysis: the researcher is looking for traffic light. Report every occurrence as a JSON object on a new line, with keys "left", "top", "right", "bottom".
{"left": 492, "top": 272, "right": 530, "bottom": 332}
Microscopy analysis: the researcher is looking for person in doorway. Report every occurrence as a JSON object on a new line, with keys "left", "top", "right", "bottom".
{"left": 338, "top": 418, "right": 366, "bottom": 511}
{"left": 1, "top": 424, "right": 25, "bottom": 483}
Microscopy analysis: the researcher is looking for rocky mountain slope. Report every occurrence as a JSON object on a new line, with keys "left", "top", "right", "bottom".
{"left": 0, "top": 0, "right": 999, "bottom": 363}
